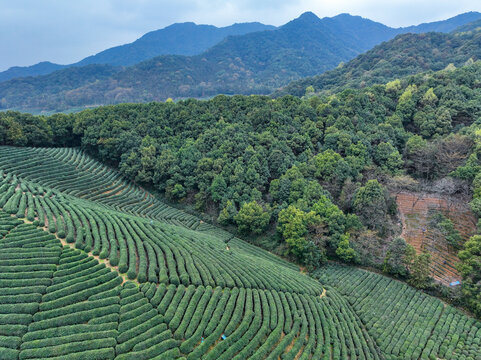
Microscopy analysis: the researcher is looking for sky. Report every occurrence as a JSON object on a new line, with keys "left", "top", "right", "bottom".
{"left": 1, "top": 0, "right": 480, "bottom": 71}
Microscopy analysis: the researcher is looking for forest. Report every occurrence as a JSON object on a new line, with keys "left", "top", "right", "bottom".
{"left": 1, "top": 61, "right": 481, "bottom": 317}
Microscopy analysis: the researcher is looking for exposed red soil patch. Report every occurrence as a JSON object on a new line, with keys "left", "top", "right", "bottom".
{"left": 395, "top": 192, "right": 476, "bottom": 285}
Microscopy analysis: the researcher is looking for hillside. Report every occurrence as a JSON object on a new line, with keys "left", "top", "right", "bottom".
{"left": 314, "top": 264, "right": 481, "bottom": 359}
{"left": 0, "top": 22, "right": 275, "bottom": 82}
{"left": 0, "top": 146, "right": 335, "bottom": 359}
{"left": 400, "top": 11, "right": 481, "bottom": 33}
{"left": 2, "top": 12, "right": 481, "bottom": 112}
{"left": 396, "top": 192, "right": 476, "bottom": 285}
{"left": 275, "top": 29, "right": 481, "bottom": 97}
{"left": 0, "top": 146, "right": 479, "bottom": 358}
{"left": 0, "top": 62, "right": 66, "bottom": 83}
{"left": 4, "top": 62, "right": 481, "bottom": 318}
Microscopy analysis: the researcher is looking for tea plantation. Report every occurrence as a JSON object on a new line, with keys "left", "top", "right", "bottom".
{"left": 315, "top": 264, "right": 481, "bottom": 360}
{"left": 0, "top": 146, "right": 479, "bottom": 359}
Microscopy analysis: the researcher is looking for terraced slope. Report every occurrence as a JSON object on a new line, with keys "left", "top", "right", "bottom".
{"left": 0, "top": 147, "right": 206, "bottom": 231}
{"left": 396, "top": 192, "right": 476, "bottom": 285}
{"left": 315, "top": 264, "right": 481, "bottom": 360}
{"left": 0, "top": 146, "right": 384, "bottom": 359}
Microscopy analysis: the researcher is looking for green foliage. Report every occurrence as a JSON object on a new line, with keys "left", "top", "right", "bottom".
{"left": 421, "top": 88, "right": 438, "bottom": 106}
{"left": 210, "top": 175, "right": 227, "bottom": 202}
{"left": 169, "top": 184, "right": 186, "bottom": 200}
{"left": 277, "top": 206, "right": 320, "bottom": 258}
{"left": 234, "top": 201, "right": 271, "bottom": 234}
{"left": 4, "top": 13, "right": 456, "bottom": 112}
{"left": 353, "top": 180, "right": 388, "bottom": 232}
{"left": 335, "top": 233, "right": 357, "bottom": 262}
{"left": 407, "top": 252, "right": 432, "bottom": 289}
{"left": 278, "top": 31, "right": 481, "bottom": 98}
{"left": 311, "top": 149, "right": 351, "bottom": 183}
{"left": 383, "top": 237, "right": 411, "bottom": 276}
{"left": 431, "top": 212, "right": 463, "bottom": 249}
{"left": 217, "top": 200, "right": 237, "bottom": 225}
{"left": 458, "top": 235, "right": 481, "bottom": 317}
{"left": 318, "top": 264, "right": 481, "bottom": 359}
{"left": 374, "top": 142, "right": 403, "bottom": 175}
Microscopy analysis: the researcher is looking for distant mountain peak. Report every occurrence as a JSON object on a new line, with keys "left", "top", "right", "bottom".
{"left": 332, "top": 13, "right": 355, "bottom": 18}
{"left": 283, "top": 11, "right": 322, "bottom": 30}
{"left": 296, "top": 11, "right": 321, "bottom": 23}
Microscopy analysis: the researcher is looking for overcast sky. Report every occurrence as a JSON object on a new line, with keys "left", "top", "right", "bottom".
{"left": 1, "top": 0, "right": 480, "bottom": 71}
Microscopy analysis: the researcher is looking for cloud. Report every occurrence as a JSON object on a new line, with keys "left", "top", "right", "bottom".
{"left": 0, "top": 0, "right": 480, "bottom": 71}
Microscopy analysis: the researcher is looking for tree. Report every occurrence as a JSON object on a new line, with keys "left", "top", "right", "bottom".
{"left": 119, "top": 151, "right": 141, "bottom": 180}
{"left": 234, "top": 201, "right": 271, "bottom": 234}
{"left": 353, "top": 180, "right": 388, "bottom": 232}
{"left": 217, "top": 200, "right": 237, "bottom": 225}
{"left": 385, "top": 79, "right": 401, "bottom": 93}
{"left": 310, "top": 149, "right": 351, "bottom": 184}
{"left": 396, "top": 84, "right": 417, "bottom": 124}
{"left": 407, "top": 252, "right": 431, "bottom": 289}
{"left": 414, "top": 106, "right": 452, "bottom": 138}
{"left": 351, "top": 230, "right": 384, "bottom": 266}
{"left": 170, "top": 183, "right": 186, "bottom": 200}
{"left": 335, "top": 233, "right": 357, "bottom": 262}
{"left": 210, "top": 175, "right": 227, "bottom": 202}
{"left": 311, "top": 195, "right": 347, "bottom": 241}
{"left": 435, "top": 134, "right": 472, "bottom": 177}
{"left": 383, "top": 237, "right": 410, "bottom": 276}
{"left": 457, "top": 235, "right": 481, "bottom": 316}
{"left": 6, "top": 121, "right": 27, "bottom": 146}
{"left": 302, "top": 241, "right": 326, "bottom": 271}
{"left": 374, "top": 142, "right": 403, "bottom": 175}
{"left": 431, "top": 213, "right": 462, "bottom": 249}
{"left": 421, "top": 88, "right": 438, "bottom": 106}
{"left": 277, "top": 205, "right": 321, "bottom": 258}
{"left": 404, "top": 135, "right": 436, "bottom": 178}
{"left": 137, "top": 143, "right": 156, "bottom": 183}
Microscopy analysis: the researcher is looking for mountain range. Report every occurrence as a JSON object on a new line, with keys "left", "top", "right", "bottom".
{"left": 0, "top": 22, "right": 275, "bottom": 82}
{"left": 1, "top": 11, "right": 481, "bottom": 112}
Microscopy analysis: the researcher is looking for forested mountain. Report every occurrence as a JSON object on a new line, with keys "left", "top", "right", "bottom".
{"left": 0, "top": 64, "right": 121, "bottom": 110}
{"left": 2, "top": 12, "right": 481, "bottom": 112}
{"left": 0, "top": 22, "right": 275, "bottom": 82}
{"left": 76, "top": 22, "right": 276, "bottom": 67}
{"left": 275, "top": 26, "right": 481, "bottom": 97}
{"left": 455, "top": 18, "right": 481, "bottom": 33}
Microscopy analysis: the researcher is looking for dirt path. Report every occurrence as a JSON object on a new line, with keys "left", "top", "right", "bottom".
{"left": 319, "top": 288, "right": 327, "bottom": 299}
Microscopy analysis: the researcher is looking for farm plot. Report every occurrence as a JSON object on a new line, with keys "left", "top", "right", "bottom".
{"left": 395, "top": 192, "right": 476, "bottom": 285}
{"left": 0, "top": 146, "right": 222, "bottom": 233}
{"left": 2, "top": 145, "right": 380, "bottom": 358}
{"left": 0, "top": 171, "right": 320, "bottom": 295}
{"left": 2, "top": 145, "right": 479, "bottom": 359}
{"left": 315, "top": 264, "right": 481, "bottom": 360}
{"left": 0, "top": 208, "right": 384, "bottom": 359}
